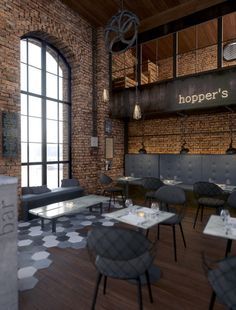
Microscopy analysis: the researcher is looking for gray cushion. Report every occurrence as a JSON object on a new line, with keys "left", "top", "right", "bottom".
{"left": 30, "top": 186, "right": 51, "bottom": 194}
{"left": 61, "top": 178, "right": 80, "bottom": 187}
{"left": 22, "top": 187, "right": 32, "bottom": 195}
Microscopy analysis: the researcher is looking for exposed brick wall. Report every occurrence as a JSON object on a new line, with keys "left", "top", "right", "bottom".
{"left": 0, "top": 0, "right": 124, "bottom": 210}
{"left": 129, "top": 112, "right": 236, "bottom": 154}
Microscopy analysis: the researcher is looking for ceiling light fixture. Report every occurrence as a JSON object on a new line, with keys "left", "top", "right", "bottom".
{"left": 104, "top": 1, "right": 141, "bottom": 120}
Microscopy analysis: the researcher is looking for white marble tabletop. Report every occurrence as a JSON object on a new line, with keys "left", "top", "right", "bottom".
{"left": 216, "top": 184, "right": 236, "bottom": 193}
{"left": 104, "top": 205, "right": 175, "bottom": 229}
{"left": 162, "top": 179, "right": 182, "bottom": 186}
{"left": 29, "top": 195, "right": 109, "bottom": 219}
{"left": 203, "top": 215, "right": 236, "bottom": 240}
{"left": 117, "top": 176, "right": 142, "bottom": 183}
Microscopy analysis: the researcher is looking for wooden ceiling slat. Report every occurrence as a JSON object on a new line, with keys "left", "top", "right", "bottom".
{"left": 139, "top": 0, "right": 227, "bottom": 33}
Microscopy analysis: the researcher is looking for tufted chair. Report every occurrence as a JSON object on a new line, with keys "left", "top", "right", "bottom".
{"left": 193, "top": 182, "right": 226, "bottom": 228}
{"left": 99, "top": 173, "right": 124, "bottom": 211}
{"left": 154, "top": 185, "right": 187, "bottom": 262}
{"left": 87, "top": 226, "right": 156, "bottom": 310}
{"left": 142, "top": 177, "right": 164, "bottom": 206}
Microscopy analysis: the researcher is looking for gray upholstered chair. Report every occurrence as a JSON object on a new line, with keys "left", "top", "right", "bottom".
{"left": 203, "top": 254, "right": 236, "bottom": 310}
{"left": 154, "top": 185, "right": 187, "bottom": 262}
{"left": 87, "top": 226, "right": 155, "bottom": 310}
{"left": 193, "top": 182, "right": 226, "bottom": 228}
{"left": 227, "top": 190, "right": 236, "bottom": 210}
{"left": 142, "top": 177, "right": 164, "bottom": 206}
{"left": 99, "top": 173, "right": 124, "bottom": 211}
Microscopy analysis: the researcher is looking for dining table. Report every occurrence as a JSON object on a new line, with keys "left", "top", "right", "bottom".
{"left": 203, "top": 214, "right": 236, "bottom": 257}
{"left": 104, "top": 205, "right": 175, "bottom": 284}
{"left": 116, "top": 176, "right": 142, "bottom": 199}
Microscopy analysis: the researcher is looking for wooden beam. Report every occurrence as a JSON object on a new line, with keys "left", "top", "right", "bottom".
{"left": 139, "top": 0, "right": 228, "bottom": 33}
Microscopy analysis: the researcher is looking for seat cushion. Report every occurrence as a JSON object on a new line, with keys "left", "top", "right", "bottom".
{"left": 198, "top": 197, "right": 225, "bottom": 207}
{"left": 95, "top": 252, "right": 153, "bottom": 279}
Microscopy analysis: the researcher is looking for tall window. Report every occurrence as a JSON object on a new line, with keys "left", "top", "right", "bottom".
{"left": 20, "top": 38, "right": 71, "bottom": 188}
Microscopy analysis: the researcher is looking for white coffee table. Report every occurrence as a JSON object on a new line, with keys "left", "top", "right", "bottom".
{"left": 29, "top": 195, "right": 110, "bottom": 232}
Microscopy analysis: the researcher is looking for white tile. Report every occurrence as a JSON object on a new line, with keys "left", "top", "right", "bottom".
{"left": 18, "top": 239, "right": 33, "bottom": 247}
{"left": 66, "top": 232, "right": 79, "bottom": 237}
{"left": 29, "top": 226, "right": 41, "bottom": 231}
{"left": 29, "top": 230, "right": 43, "bottom": 237}
{"left": 31, "top": 251, "right": 49, "bottom": 261}
{"left": 18, "top": 222, "right": 30, "bottom": 228}
{"left": 57, "top": 217, "right": 69, "bottom": 222}
{"left": 43, "top": 239, "right": 59, "bottom": 248}
{"left": 80, "top": 221, "right": 92, "bottom": 226}
{"left": 42, "top": 235, "right": 57, "bottom": 242}
{"left": 68, "top": 236, "right": 84, "bottom": 243}
{"left": 102, "top": 221, "right": 114, "bottom": 227}
{"left": 18, "top": 266, "right": 37, "bottom": 279}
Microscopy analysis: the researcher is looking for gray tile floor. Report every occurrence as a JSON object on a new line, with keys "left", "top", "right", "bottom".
{"left": 17, "top": 207, "right": 115, "bottom": 291}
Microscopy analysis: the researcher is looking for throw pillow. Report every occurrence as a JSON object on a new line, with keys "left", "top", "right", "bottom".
{"left": 30, "top": 185, "right": 51, "bottom": 194}
{"left": 61, "top": 178, "right": 80, "bottom": 187}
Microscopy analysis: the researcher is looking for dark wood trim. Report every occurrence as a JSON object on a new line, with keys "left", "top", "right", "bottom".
{"left": 138, "top": 2, "right": 236, "bottom": 44}
{"left": 217, "top": 17, "right": 223, "bottom": 69}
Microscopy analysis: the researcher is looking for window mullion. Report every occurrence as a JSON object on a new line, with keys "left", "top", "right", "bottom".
{"left": 41, "top": 43, "right": 47, "bottom": 185}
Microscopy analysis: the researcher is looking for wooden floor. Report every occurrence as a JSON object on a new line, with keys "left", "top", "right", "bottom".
{"left": 19, "top": 206, "right": 235, "bottom": 310}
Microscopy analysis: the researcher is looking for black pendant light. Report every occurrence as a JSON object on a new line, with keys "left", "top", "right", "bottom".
{"left": 179, "top": 115, "right": 189, "bottom": 154}
{"left": 226, "top": 111, "right": 236, "bottom": 155}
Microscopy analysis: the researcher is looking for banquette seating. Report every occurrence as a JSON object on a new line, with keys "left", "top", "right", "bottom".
{"left": 125, "top": 154, "right": 236, "bottom": 188}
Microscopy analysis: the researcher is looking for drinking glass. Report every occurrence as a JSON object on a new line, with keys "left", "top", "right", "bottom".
{"left": 151, "top": 202, "right": 160, "bottom": 214}
{"left": 125, "top": 199, "right": 133, "bottom": 208}
{"left": 224, "top": 210, "right": 231, "bottom": 234}
{"left": 220, "top": 209, "right": 227, "bottom": 222}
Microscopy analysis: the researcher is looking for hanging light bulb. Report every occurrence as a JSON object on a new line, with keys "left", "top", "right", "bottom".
{"left": 133, "top": 103, "right": 142, "bottom": 120}
{"left": 103, "top": 89, "right": 109, "bottom": 102}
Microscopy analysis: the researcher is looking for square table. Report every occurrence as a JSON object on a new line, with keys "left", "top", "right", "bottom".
{"left": 104, "top": 205, "right": 175, "bottom": 230}
{"left": 203, "top": 215, "right": 236, "bottom": 257}
{"left": 117, "top": 176, "right": 142, "bottom": 198}
{"left": 29, "top": 194, "right": 110, "bottom": 232}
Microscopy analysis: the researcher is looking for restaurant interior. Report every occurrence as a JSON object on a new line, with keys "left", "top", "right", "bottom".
{"left": 0, "top": 0, "right": 236, "bottom": 309}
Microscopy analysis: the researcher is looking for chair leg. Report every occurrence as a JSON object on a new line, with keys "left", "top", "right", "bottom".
{"left": 136, "top": 277, "right": 143, "bottom": 310}
{"left": 145, "top": 270, "right": 153, "bottom": 303}
{"left": 200, "top": 205, "right": 204, "bottom": 222}
{"left": 108, "top": 195, "right": 112, "bottom": 212}
{"left": 209, "top": 290, "right": 216, "bottom": 310}
{"left": 103, "top": 276, "right": 107, "bottom": 295}
{"left": 193, "top": 205, "right": 201, "bottom": 228}
{"left": 157, "top": 224, "right": 160, "bottom": 240}
{"left": 179, "top": 223, "right": 186, "bottom": 248}
{"left": 172, "top": 225, "right": 177, "bottom": 262}
{"left": 91, "top": 272, "right": 102, "bottom": 310}
{"left": 146, "top": 229, "right": 149, "bottom": 238}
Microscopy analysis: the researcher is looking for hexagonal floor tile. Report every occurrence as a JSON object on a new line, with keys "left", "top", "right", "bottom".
{"left": 29, "top": 226, "right": 42, "bottom": 231}
{"left": 31, "top": 251, "right": 50, "bottom": 261}
{"left": 57, "top": 216, "right": 69, "bottom": 222}
{"left": 18, "top": 222, "right": 31, "bottom": 228}
{"left": 43, "top": 239, "right": 59, "bottom": 248}
{"left": 102, "top": 221, "right": 114, "bottom": 227}
{"left": 66, "top": 231, "right": 79, "bottom": 237}
{"left": 42, "top": 235, "right": 57, "bottom": 242}
{"left": 18, "top": 266, "right": 37, "bottom": 279}
{"left": 29, "top": 230, "right": 43, "bottom": 237}
{"left": 18, "top": 239, "right": 33, "bottom": 247}
{"left": 55, "top": 226, "right": 65, "bottom": 233}
{"left": 18, "top": 276, "right": 38, "bottom": 291}
{"left": 33, "top": 258, "right": 52, "bottom": 270}
{"left": 68, "top": 235, "right": 84, "bottom": 243}
{"left": 85, "top": 215, "right": 96, "bottom": 220}
{"left": 80, "top": 221, "right": 92, "bottom": 226}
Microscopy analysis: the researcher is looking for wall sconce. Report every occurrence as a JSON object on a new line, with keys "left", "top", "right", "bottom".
{"left": 103, "top": 89, "right": 109, "bottom": 103}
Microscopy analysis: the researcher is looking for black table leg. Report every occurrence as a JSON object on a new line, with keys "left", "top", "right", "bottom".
{"left": 41, "top": 218, "right": 44, "bottom": 230}
{"left": 225, "top": 239, "right": 232, "bottom": 257}
{"left": 52, "top": 219, "right": 57, "bottom": 233}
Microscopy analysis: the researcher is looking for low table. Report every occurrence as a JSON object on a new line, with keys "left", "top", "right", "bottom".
{"left": 29, "top": 195, "right": 109, "bottom": 232}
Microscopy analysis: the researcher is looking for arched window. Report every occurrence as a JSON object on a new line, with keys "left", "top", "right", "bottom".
{"left": 20, "top": 37, "right": 71, "bottom": 188}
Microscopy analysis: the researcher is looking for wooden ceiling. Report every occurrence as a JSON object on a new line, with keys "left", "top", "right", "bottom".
{"left": 61, "top": 0, "right": 228, "bottom": 33}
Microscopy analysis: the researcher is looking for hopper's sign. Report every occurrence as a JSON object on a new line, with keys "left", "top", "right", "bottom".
{"left": 111, "top": 67, "right": 236, "bottom": 118}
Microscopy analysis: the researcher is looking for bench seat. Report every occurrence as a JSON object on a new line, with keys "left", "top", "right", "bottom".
{"left": 22, "top": 186, "right": 84, "bottom": 221}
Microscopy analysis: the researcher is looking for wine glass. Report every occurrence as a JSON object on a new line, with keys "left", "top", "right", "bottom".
{"left": 220, "top": 209, "right": 227, "bottom": 222}
{"left": 125, "top": 198, "right": 133, "bottom": 208}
